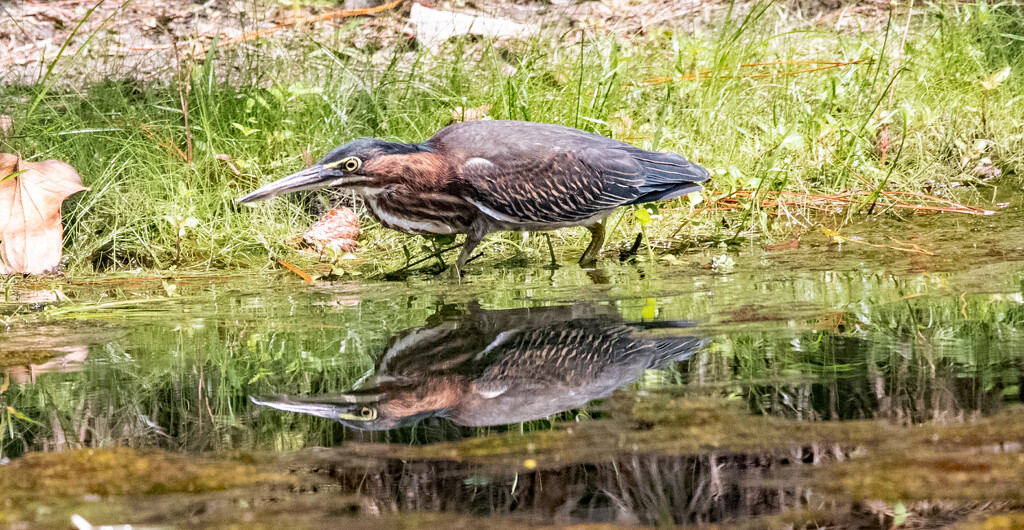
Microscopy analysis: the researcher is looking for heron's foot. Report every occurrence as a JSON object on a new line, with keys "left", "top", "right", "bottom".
{"left": 444, "top": 264, "right": 463, "bottom": 282}
{"left": 496, "top": 251, "right": 531, "bottom": 268}
{"left": 578, "top": 242, "right": 602, "bottom": 267}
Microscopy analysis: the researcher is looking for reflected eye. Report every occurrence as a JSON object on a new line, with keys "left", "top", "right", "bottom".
{"left": 343, "top": 156, "right": 361, "bottom": 172}
{"left": 360, "top": 407, "right": 377, "bottom": 420}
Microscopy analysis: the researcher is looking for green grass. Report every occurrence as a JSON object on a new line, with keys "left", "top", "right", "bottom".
{"left": 1, "top": 0, "right": 1022, "bottom": 275}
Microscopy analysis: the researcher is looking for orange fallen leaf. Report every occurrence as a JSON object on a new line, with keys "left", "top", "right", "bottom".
{"left": 0, "top": 154, "right": 89, "bottom": 275}
{"left": 277, "top": 259, "right": 313, "bottom": 283}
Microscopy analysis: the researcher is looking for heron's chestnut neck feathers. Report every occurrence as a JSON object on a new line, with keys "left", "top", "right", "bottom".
{"left": 362, "top": 150, "right": 452, "bottom": 190}
{"left": 376, "top": 376, "right": 465, "bottom": 419}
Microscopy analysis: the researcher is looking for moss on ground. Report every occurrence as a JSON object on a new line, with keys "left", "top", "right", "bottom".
{"left": 820, "top": 450, "right": 1024, "bottom": 503}
{"left": 0, "top": 448, "right": 287, "bottom": 497}
{"left": 0, "top": 448, "right": 291, "bottom": 524}
{"left": 395, "top": 395, "right": 1024, "bottom": 504}
{"left": 959, "top": 513, "right": 1024, "bottom": 530}
{"left": 3, "top": 398, "right": 1024, "bottom": 526}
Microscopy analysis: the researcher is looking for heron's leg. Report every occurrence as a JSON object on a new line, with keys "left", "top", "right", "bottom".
{"left": 544, "top": 233, "right": 558, "bottom": 268}
{"left": 455, "top": 230, "right": 486, "bottom": 271}
{"left": 579, "top": 222, "right": 606, "bottom": 266}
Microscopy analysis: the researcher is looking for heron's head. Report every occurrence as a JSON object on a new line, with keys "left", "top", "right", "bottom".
{"left": 250, "top": 389, "right": 409, "bottom": 431}
{"left": 250, "top": 376, "right": 462, "bottom": 431}
{"left": 236, "top": 138, "right": 428, "bottom": 204}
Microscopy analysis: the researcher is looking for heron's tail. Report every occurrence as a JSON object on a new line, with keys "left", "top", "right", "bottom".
{"left": 628, "top": 319, "right": 707, "bottom": 369}
{"left": 624, "top": 148, "right": 710, "bottom": 204}
{"left": 649, "top": 337, "right": 707, "bottom": 368}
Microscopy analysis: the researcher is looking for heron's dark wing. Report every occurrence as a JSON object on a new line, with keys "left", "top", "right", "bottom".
{"left": 466, "top": 319, "right": 648, "bottom": 389}
{"left": 376, "top": 321, "right": 498, "bottom": 377}
{"left": 376, "top": 304, "right": 624, "bottom": 379}
{"left": 429, "top": 120, "right": 631, "bottom": 154}
{"left": 431, "top": 121, "right": 709, "bottom": 222}
{"left": 456, "top": 147, "right": 646, "bottom": 224}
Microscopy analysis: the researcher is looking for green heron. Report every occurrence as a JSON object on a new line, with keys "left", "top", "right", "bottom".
{"left": 238, "top": 120, "right": 709, "bottom": 270}
{"left": 251, "top": 302, "right": 705, "bottom": 430}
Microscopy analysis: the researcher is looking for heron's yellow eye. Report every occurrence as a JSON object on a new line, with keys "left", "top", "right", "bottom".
{"left": 359, "top": 407, "right": 377, "bottom": 420}
{"left": 343, "top": 156, "right": 361, "bottom": 172}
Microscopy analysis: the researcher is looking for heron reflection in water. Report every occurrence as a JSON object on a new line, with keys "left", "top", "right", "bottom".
{"left": 252, "top": 303, "right": 705, "bottom": 430}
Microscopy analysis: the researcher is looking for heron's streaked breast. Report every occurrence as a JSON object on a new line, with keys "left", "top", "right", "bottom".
{"left": 358, "top": 190, "right": 476, "bottom": 235}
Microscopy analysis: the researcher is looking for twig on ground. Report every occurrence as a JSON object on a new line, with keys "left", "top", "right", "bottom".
{"left": 106, "top": 0, "right": 404, "bottom": 58}
{"left": 139, "top": 123, "right": 188, "bottom": 162}
{"left": 630, "top": 60, "right": 867, "bottom": 88}
{"left": 666, "top": 187, "right": 995, "bottom": 217}
{"left": 818, "top": 138, "right": 911, "bottom": 208}
{"left": 170, "top": 37, "right": 193, "bottom": 164}
{"left": 385, "top": 242, "right": 463, "bottom": 276}
{"left": 822, "top": 227, "right": 935, "bottom": 255}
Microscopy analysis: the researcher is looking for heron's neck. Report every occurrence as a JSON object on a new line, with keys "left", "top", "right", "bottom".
{"left": 373, "top": 140, "right": 432, "bottom": 156}
{"left": 360, "top": 150, "right": 452, "bottom": 190}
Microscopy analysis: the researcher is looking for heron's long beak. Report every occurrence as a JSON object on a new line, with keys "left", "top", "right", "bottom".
{"left": 236, "top": 165, "right": 326, "bottom": 204}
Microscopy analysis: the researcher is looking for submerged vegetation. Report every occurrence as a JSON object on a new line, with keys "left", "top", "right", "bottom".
{"left": 1, "top": 0, "right": 1022, "bottom": 275}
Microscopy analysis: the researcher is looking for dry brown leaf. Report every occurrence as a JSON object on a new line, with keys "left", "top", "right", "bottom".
{"left": 410, "top": 3, "right": 534, "bottom": 51}
{"left": 5, "top": 346, "right": 89, "bottom": 384}
{"left": 214, "top": 153, "right": 241, "bottom": 175}
{"left": 0, "top": 154, "right": 89, "bottom": 275}
{"left": 301, "top": 145, "right": 313, "bottom": 168}
{"left": 765, "top": 237, "right": 800, "bottom": 251}
{"left": 610, "top": 113, "right": 634, "bottom": 139}
{"left": 981, "top": 66, "right": 1011, "bottom": 91}
{"left": 300, "top": 208, "right": 359, "bottom": 253}
{"left": 451, "top": 104, "right": 492, "bottom": 122}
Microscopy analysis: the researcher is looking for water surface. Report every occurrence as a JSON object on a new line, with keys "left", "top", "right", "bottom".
{"left": 2, "top": 209, "right": 1024, "bottom": 527}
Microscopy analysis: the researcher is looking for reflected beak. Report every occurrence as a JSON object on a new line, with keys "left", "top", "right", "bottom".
{"left": 236, "top": 165, "right": 326, "bottom": 204}
{"left": 250, "top": 393, "right": 381, "bottom": 421}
